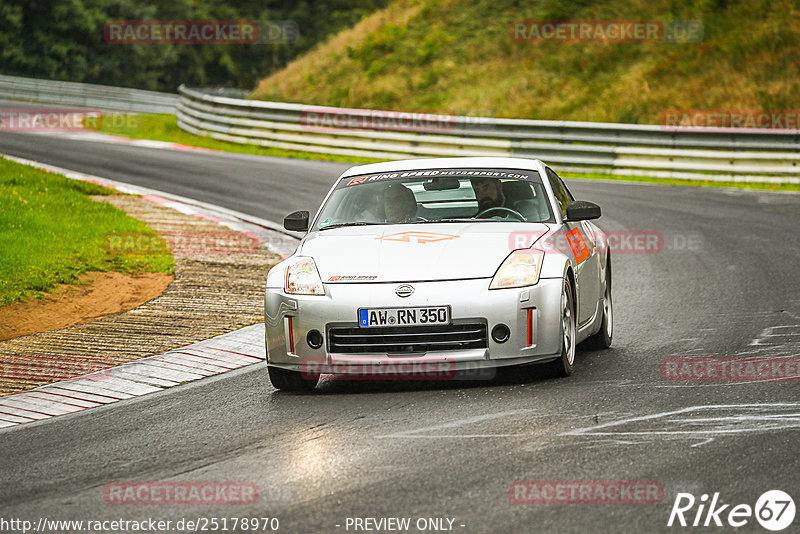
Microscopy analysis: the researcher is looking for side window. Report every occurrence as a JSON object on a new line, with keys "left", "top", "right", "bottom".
{"left": 545, "top": 168, "right": 570, "bottom": 218}
{"left": 557, "top": 176, "right": 575, "bottom": 202}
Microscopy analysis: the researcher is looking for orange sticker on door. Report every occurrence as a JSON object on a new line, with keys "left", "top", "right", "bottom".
{"left": 566, "top": 227, "right": 590, "bottom": 263}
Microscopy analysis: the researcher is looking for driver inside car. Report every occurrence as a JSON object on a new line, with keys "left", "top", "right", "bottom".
{"left": 470, "top": 177, "right": 548, "bottom": 222}
{"left": 383, "top": 183, "right": 418, "bottom": 223}
{"left": 470, "top": 177, "right": 507, "bottom": 213}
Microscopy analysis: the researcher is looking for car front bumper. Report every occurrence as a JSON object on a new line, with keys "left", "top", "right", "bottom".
{"left": 265, "top": 277, "right": 564, "bottom": 376}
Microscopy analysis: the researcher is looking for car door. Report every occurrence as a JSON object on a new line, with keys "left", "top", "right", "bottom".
{"left": 545, "top": 168, "right": 599, "bottom": 327}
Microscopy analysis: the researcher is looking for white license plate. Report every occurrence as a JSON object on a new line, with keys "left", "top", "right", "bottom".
{"left": 358, "top": 306, "right": 450, "bottom": 328}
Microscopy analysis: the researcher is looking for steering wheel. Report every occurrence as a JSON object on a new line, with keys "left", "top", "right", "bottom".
{"left": 474, "top": 206, "right": 526, "bottom": 221}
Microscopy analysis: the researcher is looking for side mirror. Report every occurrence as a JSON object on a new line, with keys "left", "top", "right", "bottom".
{"left": 284, "top": 210, "right": 310, "bottom": 231}
{"left": 565, "top": 200, "right": 601, "bottom": 221}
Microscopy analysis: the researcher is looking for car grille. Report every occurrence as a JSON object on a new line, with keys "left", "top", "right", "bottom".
{"left": 328, "top": 323, "right": 488, "bottom": 354}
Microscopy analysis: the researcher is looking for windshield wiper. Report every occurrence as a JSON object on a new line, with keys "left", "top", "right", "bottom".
{"left": 319, "top": 222, "right": 384, "bottom": 231}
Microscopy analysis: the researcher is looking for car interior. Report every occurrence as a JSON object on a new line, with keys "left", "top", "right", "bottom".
{"left": 327, "top": 177, "right": 554, "bottom": 225}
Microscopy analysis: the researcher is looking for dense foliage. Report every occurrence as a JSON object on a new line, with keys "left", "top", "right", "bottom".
{"left": 0, "top": 0, "right": 389, "bottom": 91}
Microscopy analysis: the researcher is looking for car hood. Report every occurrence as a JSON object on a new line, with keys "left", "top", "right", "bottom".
{"left": 299, "top": 223, "right": 552, "bottom": 283}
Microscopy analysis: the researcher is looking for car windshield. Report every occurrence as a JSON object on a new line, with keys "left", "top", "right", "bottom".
{"left": 313, "top": 168, "right": 554, "bottom": 230}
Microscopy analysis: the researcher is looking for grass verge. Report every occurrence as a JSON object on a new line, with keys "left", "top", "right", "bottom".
{"left": 0, "top": 157, "right": 174, "bottom": 306}
{"left": 92, "top": 113, "right": 799, "bottom": 193}
{"left": 562, "top": 172, "right": 800, "bottom": 192}
{"left": 89, "top": 114, "right": 382, "bottom": 164}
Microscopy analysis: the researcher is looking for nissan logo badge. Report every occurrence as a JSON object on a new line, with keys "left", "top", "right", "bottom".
{"left": 395, "top": 284, "right": 414, "bottom": 298}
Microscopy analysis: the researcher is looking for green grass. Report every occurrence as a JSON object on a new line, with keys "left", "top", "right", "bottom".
{"left": 90, "top": 113, "right": 799, "bottom": 193}
{"left": 561, "top": 172, "right": 800, "bottom": 192}
{"left": 0, "top": 158, "right": 174, "bottom": 307}
{"left": 88, "top": 114, "right": 382, "bottom": 165}
{"left": 252, "top": 0, "right": 800, "bottom": 124}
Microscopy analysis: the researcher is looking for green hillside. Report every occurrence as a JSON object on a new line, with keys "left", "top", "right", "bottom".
{"left": 251, "top": 0, "right": 800, "bottom": 124}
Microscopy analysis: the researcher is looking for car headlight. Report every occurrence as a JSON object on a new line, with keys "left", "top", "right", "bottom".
{"left": 285, "top": 257, "right": 325, "bottom": 295}
{"left": 489, "top": 250, "right": 544, "bottom": 289}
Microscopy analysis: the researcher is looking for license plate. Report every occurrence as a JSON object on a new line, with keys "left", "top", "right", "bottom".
{"left": 358, "top": 306, "right": 450, "bottom": 328}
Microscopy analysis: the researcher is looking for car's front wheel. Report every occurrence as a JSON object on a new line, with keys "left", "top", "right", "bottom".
{"left": 542, "top": 277, "right": 576, "bottom": 378}
{"left": 268, "top": 366, "right": 319, "bottom": 392}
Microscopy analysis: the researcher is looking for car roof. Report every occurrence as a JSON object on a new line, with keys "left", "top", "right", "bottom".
{"left": 340, "top": 157, "right": 547, "bottom": 178}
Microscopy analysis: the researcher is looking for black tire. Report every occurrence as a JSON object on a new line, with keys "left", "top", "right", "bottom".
{"left": 542, "top": 277, "right": 576, "bottom": 378}
{"left": 583, "top": 262, "right": 613, "bottom": 350}
{"left": 268, "top": 366, "right": 319, "bottom": 392}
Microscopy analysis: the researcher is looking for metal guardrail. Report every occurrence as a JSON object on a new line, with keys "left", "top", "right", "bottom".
{"left": 178, "top": 85, "right": 799, "bottom": 183}
{"left": 0, "top": 74, "right": 176, "bottom": 114}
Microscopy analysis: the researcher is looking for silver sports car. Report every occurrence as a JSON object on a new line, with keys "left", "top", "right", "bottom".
{"left": 265, "top": 157, "right": 612, "bottom": 391}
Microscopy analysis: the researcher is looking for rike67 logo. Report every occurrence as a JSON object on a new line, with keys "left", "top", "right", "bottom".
{"left": 668, "top": 490, "right": 795, "bottom": 531}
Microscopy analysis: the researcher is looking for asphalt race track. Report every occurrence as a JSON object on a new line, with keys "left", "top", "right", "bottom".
{"left": 1, "top": 131, "right": 799, "bottom": 533}
{"left": 0, "top": 130, "right": 349, "bottom": 223}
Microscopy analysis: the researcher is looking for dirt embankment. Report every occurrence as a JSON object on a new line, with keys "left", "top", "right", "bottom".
{"left": 0, "top": 271, "right": 173, "bottom": 341}
{"left": 0, "top": 194, "right": 281, "bottom": 396}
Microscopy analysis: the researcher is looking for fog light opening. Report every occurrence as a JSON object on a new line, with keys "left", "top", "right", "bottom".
{"left": 307, "top": 329, "right": 324, "bottom": 349}
{"left": 492, "top": 324, "right": 510, "bottom": 344}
